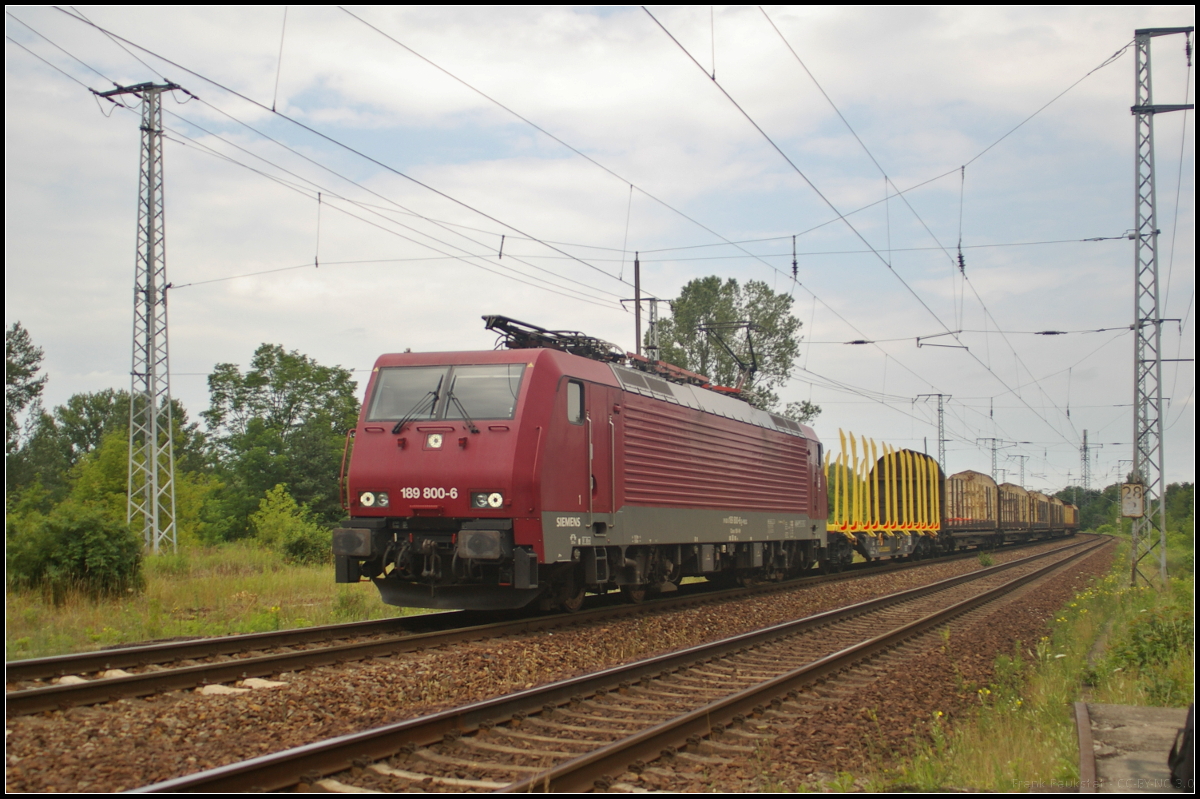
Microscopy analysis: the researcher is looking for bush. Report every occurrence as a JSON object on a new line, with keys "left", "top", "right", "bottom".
{"left": 250, "top": 483, "right": 332, "bottom": 565}
{"left": 281, "top": 523, "right": 332, "bottom": 565}
{"left": 1110, "top": 604, "right": 1194, "bottom": 670}
{"left": 7, "top": 502, "right": 144, "bottom": 600}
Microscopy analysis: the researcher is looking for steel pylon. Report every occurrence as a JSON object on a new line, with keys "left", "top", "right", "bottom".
{"left": 102, "top": 82, "right": 181, "bottom": 554}
{"left": 1129, "top": 28, "right": 1192, "bottom": 587}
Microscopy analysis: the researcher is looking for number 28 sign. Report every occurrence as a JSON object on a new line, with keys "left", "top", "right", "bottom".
{"left": 1120, "top": 483, "right": 1145, "bottom": 518}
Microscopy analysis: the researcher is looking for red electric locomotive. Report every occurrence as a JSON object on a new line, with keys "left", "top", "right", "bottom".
{"left": 334, "top": 316, "right": 829, "bottom": 611}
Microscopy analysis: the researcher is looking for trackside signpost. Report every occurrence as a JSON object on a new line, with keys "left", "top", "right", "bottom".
{"left": 1120, "top": 483, "right": 1145, "bottom": 519}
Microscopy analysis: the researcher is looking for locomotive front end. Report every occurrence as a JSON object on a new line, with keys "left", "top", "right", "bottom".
{"left": 334, "top": 352, "right": 544, "bottom": 609}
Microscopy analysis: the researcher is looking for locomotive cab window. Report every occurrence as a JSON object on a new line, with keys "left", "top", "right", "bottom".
{"left": 367, "top": 366, "right": 446, "bottom": 422}
{"left": 367, "top": 364, "right": 525, "bottom": 421}
{"left": 444, "top": 364, "right": 524, "bottom": 421}
{"left": 567, "top": 380, "right": 584, "bottom": 425}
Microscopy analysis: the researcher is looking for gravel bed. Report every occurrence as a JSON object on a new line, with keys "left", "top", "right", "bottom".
{"left": 635, "top": 541, "right": 1116, "bottom": 792}
{"left": 3, "top": 538, "right": 1085, "bottom": 792}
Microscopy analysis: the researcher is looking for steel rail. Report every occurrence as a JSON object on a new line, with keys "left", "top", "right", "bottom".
{"left": 131, "top": 537, "right": 1106, "bottom": 793}
{"left": 1075, "top": 701, "right": 1099, "bottom": 793}
{"left": 0, "top": 550, "right": 922, "bottom": 681}
{"left": 4, "top": 613, "right": 457, "bottom": 683}
{"left": 6, "top": 536, "right": 1087, "bottom": 716}
{"left": 504, "top": 538, "right": 1110, "bottom": 791}
{"left": 6, "top": 533, "right": 1087, "bottom": 684}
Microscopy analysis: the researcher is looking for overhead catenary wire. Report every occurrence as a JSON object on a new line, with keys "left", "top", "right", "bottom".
{"left": 799, "top": 326, "right": 1130, "bottom": 344}
{"left": 341, "top": 0, "right": 1116, "bottom": 459}
{"left": 154, "top": 142, "right": 622, "bottom": 306}
{"left": 647, "top": 6, "right": 1081, "bottom": 451}
{"left": 759, "top": 6, "right": 1150, "bottom": 449}
{"left": 270, "top": 6, "right": 288, "bottom": 112}
{"left": 158, "top": 127, "right": 621, "bottom": 307}
{"left": 332, "top": 6, "right": 969, "bottom": 391}
{"left": 964, "top": 38, "right": 1135, "bottom": 168}
{"left": 154, "top": 101, "right": 629, "bottom": 301}
{"left": 5, "top": 18, "right": 627, "bottom": 309}
{"left": 12, "top": 11, "right": 1158, "bottom": 482}
{"left": 18, "top": 6, "right": 959, "bottom": 426}
{"left": 759, "top": 5, "right": 1121, "bottom": 447}
{"left": 67, "top": 4, "right": 166, "bottom": 83}
{"left": 333, "top": 4, "right": 977, "bottom": 412}
{"left": 51, "top": 5, "right": 640, "bottom": 294}
{"left": 33, "top": 6, "right": 1141, "bottom": 298}
{"left": 513, "top": 236, "right": 1128, "bottom": 262}
{"left": 5, "top": 24, "right": 627, "bottom": 309}
{"left": 180, "top": 92, "right": 633, "bottom": 301}
{"left": 7, "top": 11, "right": 115, "bottom": 87}
{"left": 786, "top": 363, "right": 1009, "bottom": 453}
{"left": 1163, "top": 58, "right": 1194, "bottom": 414}
{"left": 156, "top": 107, "right": 629, "bottom": 302}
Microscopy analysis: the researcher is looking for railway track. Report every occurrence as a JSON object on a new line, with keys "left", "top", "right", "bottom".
{"left": 5, "top": 536, "right": 1088, "bottom": 717}
{"left": 133, "top": 536, "right": 1110, "bottom": 793}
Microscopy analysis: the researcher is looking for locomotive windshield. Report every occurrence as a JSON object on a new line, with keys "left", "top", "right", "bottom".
{"left": 367, "top": 364, "right": 525, "bottom": 421}
{"left": 367, "top": 366, "right": 445, "bottom": 421}
{"left": 444, "top": 364, "right": 524, "bottom": 420}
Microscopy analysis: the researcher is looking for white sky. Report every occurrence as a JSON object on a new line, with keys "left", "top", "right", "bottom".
{"left": 5, "top": 6, "right": 1195, "bottom": 493}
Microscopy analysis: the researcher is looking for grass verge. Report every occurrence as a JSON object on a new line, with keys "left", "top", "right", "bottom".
{"left": 6, "top": 543, "right": 426, "bottom": 660}
{"left": 866, "top": 535, "right": 1193, "bottom": 792}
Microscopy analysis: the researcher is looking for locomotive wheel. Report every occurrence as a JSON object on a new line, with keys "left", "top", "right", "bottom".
{"left": 621, "top": 584, "right": 647, "bottom": 603}
{"left": 561, "top": 584, "right": 585, "bottom": 613}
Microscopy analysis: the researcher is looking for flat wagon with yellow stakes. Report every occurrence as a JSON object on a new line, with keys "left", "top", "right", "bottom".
{"left": 825, "top": 431, "right": 1078, "bottom": 565}
{"left": 824, "top": 430, "right": 947, "bottom": 566}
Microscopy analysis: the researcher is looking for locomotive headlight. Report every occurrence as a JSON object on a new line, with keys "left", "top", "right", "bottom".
{"left": 471, "top": 491, "right": 504, "bottom": 509}
{"left": 376, "top": 492, "right": 389, "bottom": 508}
{"left": 426, "top": 433, "right": 443, "bottom": 449}
{"left": 360, "top": 491, "right": 376, "bottom": 507}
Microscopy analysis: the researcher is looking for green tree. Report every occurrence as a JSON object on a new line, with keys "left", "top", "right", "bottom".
{"left": 7, "top": 389, "right": 130, "bottom": 499}
{"left": 52, "top": 388, "right": 128, "bottom": 459}
{"left": 1054, "top": 485, "right": 1110, "bottom": 530}
{"left": 784, "top": 400, "right": 822, "bottom": 426}
{"left": 6, "top": 322, "right": 47, "bottom": 454}
{"left": 656, "top": 277, "right": 819, "bottom": 421}
{"left": 1053, "top": 481, "right": 1194, "bottom": 538}
{"left": 202, "top": 344, "right": 359, "bottom": 537}
{"left": 6, "top": 390, "right": 208, "bottom": 503}
{"left": 1164, "top": 482, "right": 1194, "bottom": 535}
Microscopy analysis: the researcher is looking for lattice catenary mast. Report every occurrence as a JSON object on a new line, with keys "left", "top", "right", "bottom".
{"left": 1128, "top": 28, "right": 1192, "bottom": 587}
{"left": 918, "top": 393, "right": 950, "bottom": 475}
{"left": 100, "top": 82, "right": 182, "bottom": 554}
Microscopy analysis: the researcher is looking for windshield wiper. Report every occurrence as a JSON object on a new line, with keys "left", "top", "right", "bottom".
{"left": 447, "top": 388, "right": 480, "bottom": 434}
{"left": 392, "top": 375, "right": 443, "bottom": 434}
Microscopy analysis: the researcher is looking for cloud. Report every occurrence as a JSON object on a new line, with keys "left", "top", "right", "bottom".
{"left": 5, "top": 5, "right": 1194, "bottom": 487}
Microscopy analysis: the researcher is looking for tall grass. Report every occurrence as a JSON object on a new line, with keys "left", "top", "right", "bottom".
{"left": 6, "top": 543, "right": 425, "bottom": 660}
{"left": 872, "top": 535, "right": 1194, "bottom": 791}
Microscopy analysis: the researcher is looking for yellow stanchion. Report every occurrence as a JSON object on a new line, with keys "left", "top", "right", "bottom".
{"left": 828, "top": 434, "right": 950, "bottom": 543}
{"left": 849, "top": 432, "right": 860, "bottom": 532}
{"left": 905, "top": 450, "right": 915, "bottom": 531}
{"left": 823, "top": 447, "right": 832, "bottom": 529}
{"left": 917, "top": 453, "right": 927, "bottom": 531}
{"left": 931, "top": 453, "right": 940, "bottom": 527}
{"left": 870, "top": 437, "right": 881, "bottom": 531}
{"left": 839, "top": 430, "right": 849, "bottom": 533}
{"left": 888, "top": 444, "right": 898, "bottom": 532}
